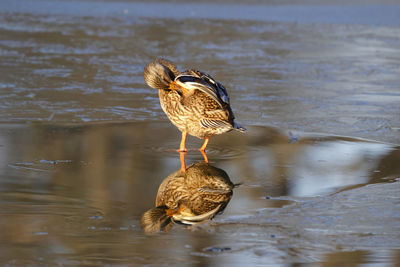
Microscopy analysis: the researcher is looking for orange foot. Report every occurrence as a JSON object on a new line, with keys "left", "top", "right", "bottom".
{"left": 199, "top": 137, "right": 209, "bottom": 152}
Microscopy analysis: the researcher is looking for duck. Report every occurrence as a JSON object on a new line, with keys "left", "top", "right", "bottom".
{"left": 141, "top": 162, "right": 235, "bottom": 233}
{"left": 144, "top": 58, "right": 246, "bottom": 153}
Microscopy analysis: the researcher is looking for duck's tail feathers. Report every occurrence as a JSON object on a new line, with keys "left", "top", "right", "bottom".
{"left": 144, "top": 58, "right": 179, "bottom": 91}
{"left": 233, "top": 121, "right": 247, "bottom": 132}
{"left": 140, "top": 206, "right": 174, "bottom": 233}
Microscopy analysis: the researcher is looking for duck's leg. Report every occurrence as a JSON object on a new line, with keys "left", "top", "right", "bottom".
{"left": 199, "top": 137, "right": 209, "bottom": 152}
{"left": 179, "top": 151, "right": 187, "bottom": 172}
{"left": 179, "top": 131, "right": 188, "bottom": 152}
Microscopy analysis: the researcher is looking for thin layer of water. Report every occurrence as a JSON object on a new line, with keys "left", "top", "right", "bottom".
{"left": 0, "top": 122, "right": 399, "bottom": 265}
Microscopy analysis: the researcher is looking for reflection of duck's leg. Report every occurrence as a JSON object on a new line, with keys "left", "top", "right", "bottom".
{"left": 180, "top": 151, "right": 187, "bottom": 172}
{"left": 199, "top": 137, "right": 209, "bottom": 151}
{"left": 200, "top": 150, "right": 209, "bottom": 163}
{"left": 178, "top": 131, "right": 188, "bottom": 152}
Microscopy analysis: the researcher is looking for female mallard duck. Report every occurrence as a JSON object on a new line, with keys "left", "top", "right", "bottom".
{"left": 144, "top": 58, "right": 246, "bottom": 152}
{"left": 141, "top": 162, "right": 235, "bottom": 233}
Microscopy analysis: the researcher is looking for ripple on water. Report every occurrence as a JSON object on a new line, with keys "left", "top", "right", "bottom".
{"left": 0, "top": 191, "right": 88, "bottom": 216}
{"left": 7, "top": 159, "right": 74, "bottom": 173}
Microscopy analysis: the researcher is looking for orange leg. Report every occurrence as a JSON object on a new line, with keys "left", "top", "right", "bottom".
{"left": 179, "top": 131, "right": 188, "bottom": 152}
{"left": 179, "top": 151, "right": 187, "bottom": 172}
{"left": 199, "top": 137, "right": 209, "bottom": 152}
{"left": 200, "top": 150, "right": 209, "bottom": 163}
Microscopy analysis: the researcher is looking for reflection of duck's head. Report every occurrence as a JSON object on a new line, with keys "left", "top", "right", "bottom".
{"left": 141, "top": 162, "right": 235, "bottom": 233}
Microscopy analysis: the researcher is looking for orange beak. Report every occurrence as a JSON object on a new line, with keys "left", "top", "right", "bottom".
{"left": 169, "top": 81, "right": 189, "bottom": 95}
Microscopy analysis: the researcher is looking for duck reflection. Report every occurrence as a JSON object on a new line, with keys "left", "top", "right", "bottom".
{"left": 141, "top": 160, "right": 235, "bottom": 233}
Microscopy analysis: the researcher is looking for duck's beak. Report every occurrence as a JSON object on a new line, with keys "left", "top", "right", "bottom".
{"left": 169, "top": 81, "right": 189, "bottom": 95}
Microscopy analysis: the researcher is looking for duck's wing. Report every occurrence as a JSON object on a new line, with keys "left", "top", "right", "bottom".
{"left": 175, "top": 70, "right": 230, "bottom": 108}
{"left": 199, "top": 118, "right": 233, "bottom": 130}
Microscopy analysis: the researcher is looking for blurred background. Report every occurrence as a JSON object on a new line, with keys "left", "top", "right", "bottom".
{"left": 0, "top": 0, "right": 399, "bottom": 265}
